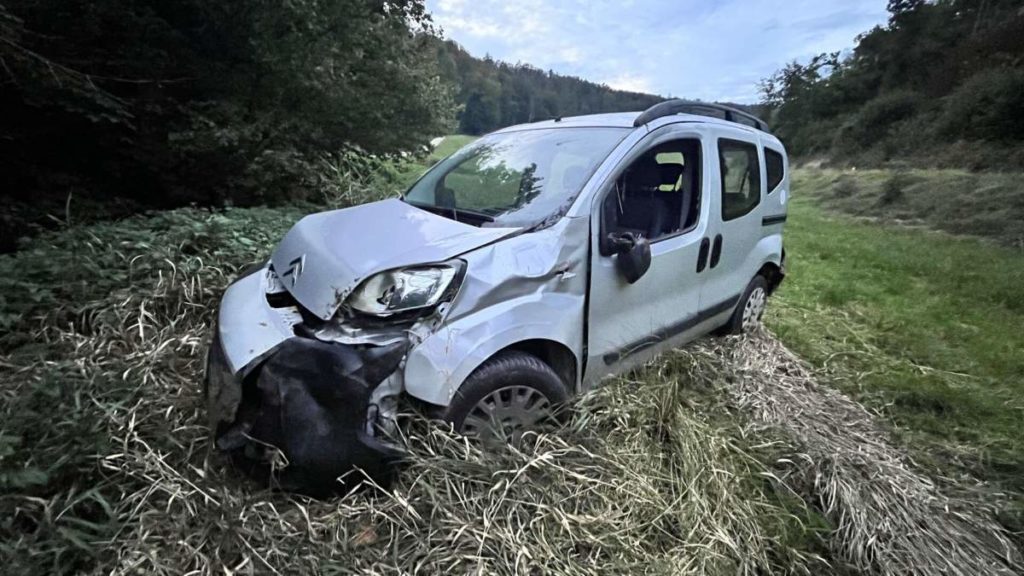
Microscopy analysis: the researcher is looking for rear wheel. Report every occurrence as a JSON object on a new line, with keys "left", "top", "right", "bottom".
{"left": 443, "top": 351, "right": 569, "bottom": 445}
{"left": 719, "top": 274, "right": 769, "bottom": 335}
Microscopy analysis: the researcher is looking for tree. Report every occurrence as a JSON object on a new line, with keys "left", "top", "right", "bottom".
{"left": 0, "top": 0, "right": 456, "bottom": 211}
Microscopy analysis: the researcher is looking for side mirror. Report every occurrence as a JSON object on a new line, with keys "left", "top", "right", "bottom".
{"left": 608, "top": 232, "right": 652, "bottom": 284}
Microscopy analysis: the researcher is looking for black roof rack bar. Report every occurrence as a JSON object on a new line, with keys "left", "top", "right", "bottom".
{"left": 633, "top": 99, "right": 770, "bottom": 132}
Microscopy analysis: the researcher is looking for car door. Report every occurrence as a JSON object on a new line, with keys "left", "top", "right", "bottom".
{"left": 698, "top": 133, "right": 766, "bottom": 322}
{"left": 585, "top": 129, "right": 709, "bottom": 380}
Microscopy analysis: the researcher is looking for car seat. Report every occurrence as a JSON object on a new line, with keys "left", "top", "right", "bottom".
{"left": 611, "top": 160, "right": 683, "bottom": 239}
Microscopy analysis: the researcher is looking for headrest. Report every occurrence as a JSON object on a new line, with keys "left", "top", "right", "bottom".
{"left": 629, "top": 160, "right": 684, "bottom": 191}
{"left": 658, "top": 163, "right": 684, "bottom": 186}
{"left": 628, "top": 160, "right": 664, "bottom": 191}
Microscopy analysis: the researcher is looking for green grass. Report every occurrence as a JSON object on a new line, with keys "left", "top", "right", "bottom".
{"left": 803, "top": 166, "right": 1024, "bottom": 248}
{"left": 427, "top": 134, "right": 477, "bottom": 163}
{"left": 769, "top": 168, "right": 1024, "bottom": 526}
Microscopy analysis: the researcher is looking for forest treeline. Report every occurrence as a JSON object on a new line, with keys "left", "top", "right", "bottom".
{"left": 760, "top": 0, "right": 1024, "bottom": 169}
{"left": 0, "top": 0, "right": 658, "bottom": 250}
{"left": 5, "top": 0, "right": 1024, "bottom": 250}
{"left": 434, "top": 40, "right": 662, "bottom": 135}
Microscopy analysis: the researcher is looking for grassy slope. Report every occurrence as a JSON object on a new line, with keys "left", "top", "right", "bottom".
{"left": 428, "top": 134, "right": 477, "bottom": 161}
{"left": 770, "top": 168, "right": 1024, "bottom": 525}
{"left": 810, "top": 167, "right": 1024, "bottom": 248}
{"left": 3, "top": 143, "right": 1022, "bottom": 572}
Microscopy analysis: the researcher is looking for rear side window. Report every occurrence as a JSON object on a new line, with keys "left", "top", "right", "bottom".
{"left": 718, "top": 139, "right": 761, "bottom": 221}
{"left": 765, "top": 148, "right": 785, "bottom": 193}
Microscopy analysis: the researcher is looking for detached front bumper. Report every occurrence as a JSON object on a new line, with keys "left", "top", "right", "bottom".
{"left": 205, "top": 269, "right": 406, "bottom": 495}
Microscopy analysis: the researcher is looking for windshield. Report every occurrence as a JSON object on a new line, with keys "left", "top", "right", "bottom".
{"left": 404, "top": 127, "right": 629, "bottom": 228}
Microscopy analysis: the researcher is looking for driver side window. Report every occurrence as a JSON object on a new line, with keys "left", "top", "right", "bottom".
{"left": 601, "top": 138, "right": 702, "bottom": 251}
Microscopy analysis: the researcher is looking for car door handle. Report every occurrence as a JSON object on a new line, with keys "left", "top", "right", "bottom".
{"left": 710, "top": 234, "right": 723, "bottom": 269}
{"left": 696, "top": 237, "right": 710, "bottom": 273}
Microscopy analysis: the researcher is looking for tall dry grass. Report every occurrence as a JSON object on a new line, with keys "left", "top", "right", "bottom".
{"left": 1, "top": 207, "right": 1019, "bottom": 574}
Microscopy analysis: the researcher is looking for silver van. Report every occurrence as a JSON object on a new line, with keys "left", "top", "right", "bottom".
{"left": 206, "top": 100, "right": 788, "bottom": 492}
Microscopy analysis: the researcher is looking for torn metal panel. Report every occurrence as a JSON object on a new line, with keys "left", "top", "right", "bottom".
{"left": 216, "top": 268, "right": 300, "bottom": 375}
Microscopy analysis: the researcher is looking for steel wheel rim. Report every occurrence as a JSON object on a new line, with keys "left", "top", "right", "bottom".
{"left": 741, "top": 286, "right": 766, "bottom": 331}
{"left": 461, "top": 385, "right": 554, "bottom": 444}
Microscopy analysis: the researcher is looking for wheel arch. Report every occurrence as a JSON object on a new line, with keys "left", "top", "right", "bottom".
{"left": 403, "top": 308, "right": 583, "bottom": 408}
{"left": 757, "top": 249, "right": 785, "bottom": 294}
{"left": 495, "top": 339, "right": 577, "bottom": 394}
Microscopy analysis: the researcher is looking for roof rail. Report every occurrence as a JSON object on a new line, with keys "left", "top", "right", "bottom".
{"left": 633, "top": 99, "right": 770, "bottom": 132}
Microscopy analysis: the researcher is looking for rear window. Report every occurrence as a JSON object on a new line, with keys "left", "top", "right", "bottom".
{"left": 719, "top": 139, "right": 761, "bottom": 221}
{"left": 765, "top": 148, "right": 785, "bottom": 193}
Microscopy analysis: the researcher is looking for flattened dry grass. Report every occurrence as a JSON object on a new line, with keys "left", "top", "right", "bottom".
{"left": 779, "top": 168, "right": 1024, "bottom": 533}
{"left": 1, "top": 205, "right": 1018, "bottom": 574}
{"left": 0, "top": 207, "right": 820, "bottom": 574}
{"left": 684, "top": 334, "right": 1021, "bottom": 575}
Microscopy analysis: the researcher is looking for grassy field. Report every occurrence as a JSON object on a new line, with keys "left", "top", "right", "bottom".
{"left": 0, "top": 207, "right": 840, "bottom": 574}
{"left": 1, "top": 145, "right": 1022, "bottom": 574}
{"left": 803, "top": 166, "right": 1024, "bottom": 248}
{"left": 428, "top": 134, "right": 477, "bottom": 162}
{"left": 771, "top": 168, "right": 1024, "bottom": 528}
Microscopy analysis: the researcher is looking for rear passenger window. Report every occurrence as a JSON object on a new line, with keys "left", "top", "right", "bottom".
{"left": 718, "top": 139, "right": 761, "bottom": 221}
{"left": 765, "top": 148, "right": 785, "bottom": 193}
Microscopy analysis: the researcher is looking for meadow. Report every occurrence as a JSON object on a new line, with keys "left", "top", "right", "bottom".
{"left": 1, "top": 154, "right": 1021, "bottom": 574}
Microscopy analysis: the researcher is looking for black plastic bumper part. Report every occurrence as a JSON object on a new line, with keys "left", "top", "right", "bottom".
{"left": 207, "top": 337, "right": 406, "bottom": 497}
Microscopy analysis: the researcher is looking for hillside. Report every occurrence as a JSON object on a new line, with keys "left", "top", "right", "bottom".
{"left": 761, "top": 0, "right": 1024, "bottom": 169}
{"left": 434, "top": 39, "right": 663, "bottom": 135}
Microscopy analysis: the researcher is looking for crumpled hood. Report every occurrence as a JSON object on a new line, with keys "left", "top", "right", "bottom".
{"left": 270, "top": 199, "right": 518, "bottom": 320}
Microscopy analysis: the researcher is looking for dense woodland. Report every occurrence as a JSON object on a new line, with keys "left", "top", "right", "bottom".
{"left": 0, "top": 0, "right": 659, "bottom": 251}
{"left": 434, "top": 40, "right": 662, "bottom": 135}
{"left": 760, "top": 0, "right": 1024, "bottom": 169}
{"left": 3, "top": 0, "right": 1024, "bottom": 251}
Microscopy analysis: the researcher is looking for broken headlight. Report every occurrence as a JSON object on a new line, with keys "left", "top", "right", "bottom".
{"left": 347, "top": 262, "right": 463, "bottom": 316}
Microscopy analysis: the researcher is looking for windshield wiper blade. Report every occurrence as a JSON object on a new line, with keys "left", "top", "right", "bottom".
{"left": 405, "top": 200, "right": 495, "bottom": 223}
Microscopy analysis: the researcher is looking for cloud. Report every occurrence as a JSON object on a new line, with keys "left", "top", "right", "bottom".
{"left": 605, "top": 73, "right": 655, "bottom": 94}
{"left": 426, "top": 0, "right": 890, "bottom": 103}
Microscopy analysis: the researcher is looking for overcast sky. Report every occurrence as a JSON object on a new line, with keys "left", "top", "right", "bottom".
{"left": 426, "top": 0, "right": 890, "bottom": 103}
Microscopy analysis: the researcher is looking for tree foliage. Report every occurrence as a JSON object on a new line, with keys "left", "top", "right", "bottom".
{"left": 0, "top": 2, "right": 666, "bottom": 250}
{"left": 0, "top": 0, "right": 456, "bottom": 247}
{"left": 760, "top": 0, "right": 1024, "bottom": 167}
{"left": 435, "top": 40, "right": 663, "bottom": 135}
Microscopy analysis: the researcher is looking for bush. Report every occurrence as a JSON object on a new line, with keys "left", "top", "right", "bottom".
{"left": 0, "top": 0, "right": 456, "bottom": 215}
{"left": 833, "top": 175, "right": 859, "bottom": 198}
{"left": 836, "top": 91, "right": 923, "bottom": 151}
{"left": 878, "top": 172, "right": 910, "bottom": 206}
{"left": 939, "top": 68, "right": 1024, "bottom": 142}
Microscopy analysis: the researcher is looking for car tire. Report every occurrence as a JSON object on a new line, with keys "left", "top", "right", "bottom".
{"left": 443, "top": 350, "right": 569, "bottom": 443}
{"left": 717, "top": 274, "right": 769, "bottom": 336}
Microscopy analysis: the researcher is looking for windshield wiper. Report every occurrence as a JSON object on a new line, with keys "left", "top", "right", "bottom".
{"left": 404, "top": 200, "right": 495, "bottom": 224}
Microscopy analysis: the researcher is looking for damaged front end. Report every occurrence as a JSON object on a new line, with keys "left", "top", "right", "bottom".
{"left": 207, "top": 334, "right": 406, "bottom": 496}
{"left": 205, "top": 201, "right": 519, "bottom": 495}
{"left": 205, "top": 263, "right": 451, "bottom": 496}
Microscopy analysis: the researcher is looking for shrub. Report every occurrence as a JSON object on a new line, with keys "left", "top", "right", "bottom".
{"left": 939, "top": 68, "right": 1024, "bottom": 142}
{"left": 833, "top": 175, "right": 859, "bottom": 198}
{"left": 836, "top": 91, "right": 923, "bottom": 150}
{"left": 878, "top": 172, "right": 910, "bottom": 206}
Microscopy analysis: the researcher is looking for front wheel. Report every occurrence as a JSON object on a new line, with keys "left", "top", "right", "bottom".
{"left": 443, "top": 351, "right": 569, "bottom": 445}
{"left": 719, "top": 275, "right": 769, "bottom": 335}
